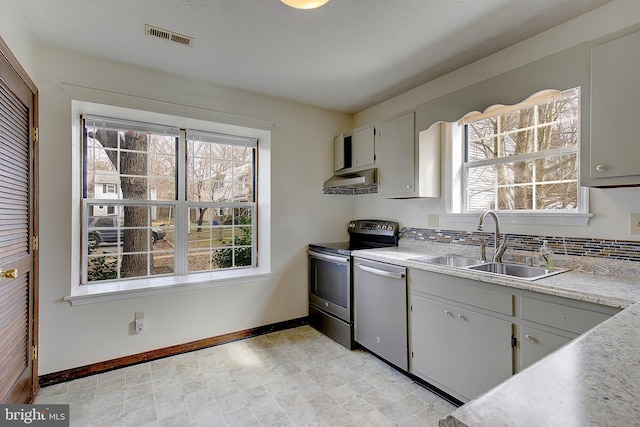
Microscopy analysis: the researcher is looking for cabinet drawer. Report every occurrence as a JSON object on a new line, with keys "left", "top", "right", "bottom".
{"left": 410, "top": 269, "right": 512, "bottom": 315}
{"left": 520, "top": 297, "right": 610, "bottom": 334}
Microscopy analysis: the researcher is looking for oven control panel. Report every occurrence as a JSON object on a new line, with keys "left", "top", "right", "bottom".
{"left": 348, "top": 219, "right": 398, "bottom": 236}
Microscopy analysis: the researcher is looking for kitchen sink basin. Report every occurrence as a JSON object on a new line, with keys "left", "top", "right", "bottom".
{"left": 467, "top": 262, "right": 567, "bottom": 281}
{"left": 411, "top": 255, "right": 486, "bottom": 268}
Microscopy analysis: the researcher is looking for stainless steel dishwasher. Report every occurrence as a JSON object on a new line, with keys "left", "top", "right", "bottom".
{"left": 353, "top": 257, "right": 408, "bottom": 370}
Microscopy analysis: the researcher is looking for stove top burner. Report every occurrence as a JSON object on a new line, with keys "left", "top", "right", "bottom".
{"left": 309, "top": 219, "right": 399, "bottom": 256}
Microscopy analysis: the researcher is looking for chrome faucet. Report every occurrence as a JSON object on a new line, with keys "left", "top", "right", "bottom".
{"left": 477, "top": 210, "right": 507, "bottom": 263}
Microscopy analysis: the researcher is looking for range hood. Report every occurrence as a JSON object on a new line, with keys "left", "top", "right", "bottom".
{"left": 323, "top": 168, "right": 377, "bottom": 190}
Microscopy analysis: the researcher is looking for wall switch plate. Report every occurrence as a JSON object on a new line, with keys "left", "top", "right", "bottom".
{"left": 427, "top": 214, "right": 439, "bottom": 228}
{"left": 630, "top": 213, "right": 640, "bottom": 234}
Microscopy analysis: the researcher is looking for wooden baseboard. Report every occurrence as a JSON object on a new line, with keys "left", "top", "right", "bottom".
{"left": 38, "top": 317, "right": 308, "bottom": 388}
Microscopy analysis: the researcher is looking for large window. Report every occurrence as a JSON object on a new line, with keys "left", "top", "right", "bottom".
{"left": 82, "top": 115, "right": 257, "bottom": 284}
{"left": 461, "top": 88, "right": 580, "bottom": 213}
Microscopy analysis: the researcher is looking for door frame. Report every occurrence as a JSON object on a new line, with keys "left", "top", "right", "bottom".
{"left": 0, "top": 35, "right": 39, "bottom": 403}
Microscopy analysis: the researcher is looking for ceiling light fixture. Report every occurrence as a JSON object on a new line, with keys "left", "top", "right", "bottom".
{"left": 281, "top": 0, "right": 329, "bottom": 10}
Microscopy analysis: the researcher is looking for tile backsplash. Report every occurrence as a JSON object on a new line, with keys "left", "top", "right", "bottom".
{"left": 401, "top": 227, "right": 640, "bottom": 263}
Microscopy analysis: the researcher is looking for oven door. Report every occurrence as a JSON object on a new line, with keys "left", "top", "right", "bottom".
{"left": 308, "top": 250, "right": 351, "bottom": 322}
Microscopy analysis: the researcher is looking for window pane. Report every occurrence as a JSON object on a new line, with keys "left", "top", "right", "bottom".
{"left": 85, "top": 204, "right": 173, "bottom": 283}
{"left": 467, "top": 118, "right": 496, "bottom": 140}
{"left": 535, "top": 154, "right": 578, "bottom": 183}
{"left": 537, "top": 119, "right": 578, "bottom": 150}
{"left": 187, "top": 136, "right": 255, "bottom": 203}
{"left": 84, "top": 125, "right": 177, "bottom": 202}
{"left": 186, "top": 206, "right": 254, "bottom": 272}
{"left": 501, "top": 106, "right": 535, "bottom": 133}
{"left": 497, "top": 185, "right": 533, "bottom": 210}
{"left": 536, "top": 182, "right": 578, "bottom": 209}
{"left": 466, "top": 166, "right": 495, "bottom": 211}
{"left": 467, "top": 132, "right": 497, "bottom": 161}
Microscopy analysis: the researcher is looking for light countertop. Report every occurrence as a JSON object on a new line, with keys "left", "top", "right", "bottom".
{"left": 351, "top": 246, "right": 640, "bottom": 427}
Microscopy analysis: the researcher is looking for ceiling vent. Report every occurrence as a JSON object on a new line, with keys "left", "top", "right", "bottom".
{"left": 145, "top": 24, "right": 195, "bottom": 47}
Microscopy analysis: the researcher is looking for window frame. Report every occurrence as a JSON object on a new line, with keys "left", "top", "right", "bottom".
{"left": 67, "top": 102, "right": 271, "bottom": 305}
{"left": 445, "top": 88, "right": 591, "bottom": 226}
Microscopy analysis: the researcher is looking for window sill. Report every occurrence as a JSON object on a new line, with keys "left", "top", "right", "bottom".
{"left": 64, "top": 268, "right": 272, "bottom": 306}
{"left": 444, "top": 211, "right": 592, "bottom": 227}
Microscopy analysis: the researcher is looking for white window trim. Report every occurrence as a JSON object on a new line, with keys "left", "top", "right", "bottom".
{"left": 443, "top": 111, "right": 591, "bottom": 227}
{"left": 67, "top": 101, "right": 271, "bottom": 305}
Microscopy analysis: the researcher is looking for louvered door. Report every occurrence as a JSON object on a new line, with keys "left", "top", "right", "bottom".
{"left": 0, "top": 37, "right": 38, "bottom": 404}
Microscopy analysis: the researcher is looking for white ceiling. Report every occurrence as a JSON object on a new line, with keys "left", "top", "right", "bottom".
{"left": 17, "top": 0, "right": 613, "bottom": 113}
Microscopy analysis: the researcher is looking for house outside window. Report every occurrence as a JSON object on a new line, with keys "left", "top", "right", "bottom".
{"left": 459, "top": 88, "right": 582, "bottom": 214}
{"left": 81, "top": 115, "right": 257, "bottom": 284}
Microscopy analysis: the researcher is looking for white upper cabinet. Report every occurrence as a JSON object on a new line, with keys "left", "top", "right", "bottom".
{"left": 376, "top": 113, "right": 416, "bottom": 197}
{"left": 376, "top": 113, "right": 440, "bottom": 198}
{"left": 351, "top": 126, "right": 375, "bottom": 170}
{"left": 587, "top": 30, "right": 640, "bottom": 186}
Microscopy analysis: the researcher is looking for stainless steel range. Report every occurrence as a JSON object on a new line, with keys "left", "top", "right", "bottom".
{"left": 308, "top": 219, "right": 399, "bottom": 349}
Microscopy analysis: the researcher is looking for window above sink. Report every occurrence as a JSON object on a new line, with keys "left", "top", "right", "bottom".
{"left": 443, "top": 87, "right": 592, "bottom": 227}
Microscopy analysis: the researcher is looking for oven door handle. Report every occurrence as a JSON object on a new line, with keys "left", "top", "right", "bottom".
{"left": 308, "top": 250, "right": 350, "bottom": 263}
{"left": 356, "top": 264, "right": 405, "bottom": 280}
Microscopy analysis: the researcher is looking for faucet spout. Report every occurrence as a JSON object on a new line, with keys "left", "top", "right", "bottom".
{"left": 477, "top": 210, "right": 507, "bottom": 262}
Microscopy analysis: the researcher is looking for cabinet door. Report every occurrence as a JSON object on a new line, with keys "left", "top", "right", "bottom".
{"left": 589, "top": 30, "right": 640, "bottom": 182}
{"left": 351, "top": 126, "right": 375, "bottom": 169}
{"left": 410, "top": 294, "right": 454, "bottom": 388}
{"left": 454, "top": 308, "right": 513, "bottom": 401}
{"left": 376, "top": 113, "right": 415, "bottom": 197}
{"left": 520, "top": 326, "right": 573, "bottom": 371}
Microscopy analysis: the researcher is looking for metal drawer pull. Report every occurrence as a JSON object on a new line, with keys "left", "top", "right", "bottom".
{"left": 457, "top": 313, "right": 465, "bottom": 320}
{"left": 444, "top": 310, "right": 452, "bottom": 316}
{"left": 525, "top": 334, "right": 535, "bottom": 342}
{"left": 356, "top": 264, "right": 405, "bottom": 280}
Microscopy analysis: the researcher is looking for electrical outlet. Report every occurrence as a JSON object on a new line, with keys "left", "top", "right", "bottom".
{"left": 427, "top": 214, "right": 439, "bottom": 228}
{"left": 630, "top": 214, "right": 640, "bottom": 235}
{"left": 134, "top": 311, "right": 144, "bottom": 333}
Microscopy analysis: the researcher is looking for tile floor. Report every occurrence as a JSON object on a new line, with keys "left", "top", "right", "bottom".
{"left": 35, "top": 325, "right": 457, "bottom": 426}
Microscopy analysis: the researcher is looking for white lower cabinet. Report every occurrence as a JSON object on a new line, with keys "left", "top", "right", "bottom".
{"left": 402, "top": 266, "right": 620, "bottom": 403}
{"left": 410, "top": 296, "right": 454, "bottom": 388}
{"left": 411, "top": 294, "right": 512, "bottom": 401}
{"left": 454, "top": 307, "right": 513, "bottom": 400}
{"left": 519, "top": 325, "right": 573, "bottom": 371}
{"left": 409, "top": 269, "right": 514, "bottom": 402}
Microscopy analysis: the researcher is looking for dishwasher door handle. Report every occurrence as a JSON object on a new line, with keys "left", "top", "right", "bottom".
{"left": 356, "top": 264, "right": 405, "bottom": 280}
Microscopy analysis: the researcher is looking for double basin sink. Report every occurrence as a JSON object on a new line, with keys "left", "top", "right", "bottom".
{"left": 410, "top": 255, "right": 567, "bottom": 281}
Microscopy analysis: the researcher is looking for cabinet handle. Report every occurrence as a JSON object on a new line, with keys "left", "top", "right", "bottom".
{"left": 525, "top": 334, "right": 535, "bottom": 342}
{"left": 595, "top": 164, "right": 606, "bottom": 172}
{"left": 457, "top": 313, "right": 465, "bottom": 320}
{"left": 444, "top": 310, "right": 452, "bottom": 316}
